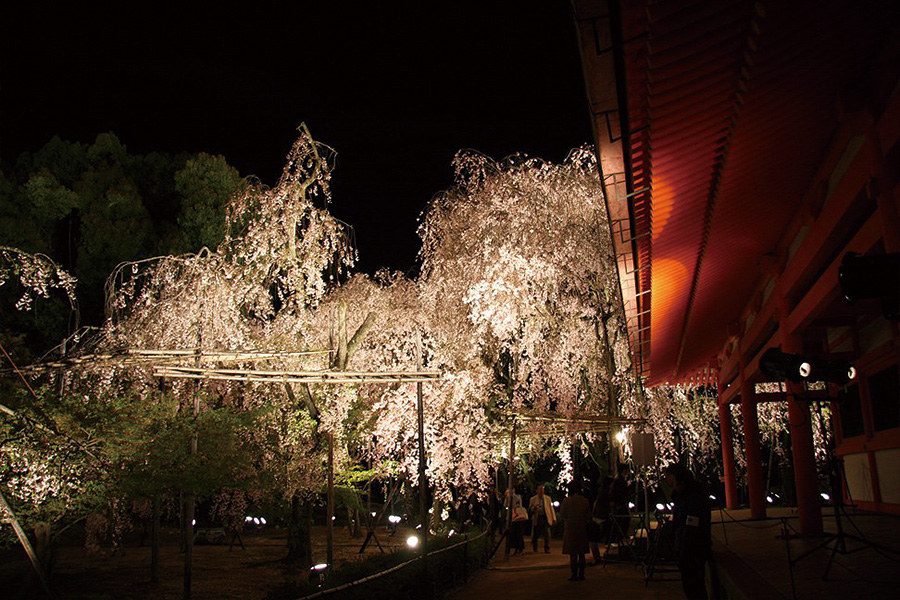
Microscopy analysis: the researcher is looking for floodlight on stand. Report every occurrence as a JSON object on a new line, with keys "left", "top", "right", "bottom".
{"left": 309, "top": 563, "right": 328, "bottom": 588}
{"left": 804, "top": 357, "right": 857, "bottom": 385}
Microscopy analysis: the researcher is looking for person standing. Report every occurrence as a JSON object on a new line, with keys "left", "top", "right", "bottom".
{"left": 560, "top": 479, "right": 591, "bottom": 581}
{"left": 589, "top": 476, "right": 613, "bottom": 564}
{"left": 610, "top": 463, "right": 632, "bottom": 544}
{"left": 529, "top": 484, "right": 557, "bottom": 553}
{"left": 506, "top": 487, "right": 527, "bottom": 555}
{"left": 665, "top": 464, "right": 712, "bottom": 600}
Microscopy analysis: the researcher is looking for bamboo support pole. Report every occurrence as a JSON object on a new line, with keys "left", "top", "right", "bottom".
{"left": 0, "top": 491, "right": 53, "bottom": 598}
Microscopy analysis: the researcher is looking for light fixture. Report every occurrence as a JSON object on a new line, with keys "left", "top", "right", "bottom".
{"left": 406, "top": 535, "right": 419, "bottom": 548}
{"left": 760, "top": 347, "right": 856, "bottom": 384}
{"left": 309, "top": 563, "right": 328, "bottom": 588}
{"left": 803, "top": 357, "right": 857, "bottom": 385}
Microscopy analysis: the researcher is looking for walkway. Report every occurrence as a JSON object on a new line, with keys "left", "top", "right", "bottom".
{"left": 449, "top": 507, "right": 900, "bottom": 600}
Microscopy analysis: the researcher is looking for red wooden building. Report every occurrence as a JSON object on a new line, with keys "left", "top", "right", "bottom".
{"left": 573, "top": 0, "right": 900, "bottom": 533}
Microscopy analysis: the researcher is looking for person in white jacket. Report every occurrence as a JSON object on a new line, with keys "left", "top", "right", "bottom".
{"left": 529, "top": 484, "right": 557, "bottom": 553}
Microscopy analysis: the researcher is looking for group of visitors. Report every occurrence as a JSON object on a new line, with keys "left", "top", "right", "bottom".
{"left": 503, "top": 484, "right": 557, "bottom": 556}
{"left": 499, "top": 462, "right": 712, "bottom": 598}
{"left": 502, "top": 464, "right": 635, "bottom": 579}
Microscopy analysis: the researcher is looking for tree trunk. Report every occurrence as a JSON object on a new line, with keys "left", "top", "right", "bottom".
{"left": 151, "top": 495, "right": 160, "bottom": 583}
{"left": 286, "top": 493, "right": 313, "bottom": 566}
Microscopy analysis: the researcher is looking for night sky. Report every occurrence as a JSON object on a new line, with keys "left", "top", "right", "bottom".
{"left": 1, "top": 2, "right": 593, "bottom": 274}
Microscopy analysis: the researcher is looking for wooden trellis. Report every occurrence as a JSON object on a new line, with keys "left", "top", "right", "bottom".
{"left": 153, "top": 365, "right": 441, "bottom": 384}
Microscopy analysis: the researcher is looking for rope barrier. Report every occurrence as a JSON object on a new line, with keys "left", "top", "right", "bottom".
{"left": 299, "top": 528, "right": 489, "bottom": 599}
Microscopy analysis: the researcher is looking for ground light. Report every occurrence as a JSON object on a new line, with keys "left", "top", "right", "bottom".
{"left": 406, "top": 535, "right": 419, "bottom": 548}
{"left": 309, "top": 563, "right": 328, "bottom": 588}
{"left": 387, "top": 514, "right": 401, "bottom": 535}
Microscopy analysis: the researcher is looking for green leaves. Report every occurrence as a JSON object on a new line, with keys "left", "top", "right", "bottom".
{"left": 174, "top": 153, "right": 243, "bottom": 253}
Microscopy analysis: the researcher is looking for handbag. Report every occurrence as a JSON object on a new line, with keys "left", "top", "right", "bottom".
{"left": 512, "top": 506, "right": 529, "bottom": 522}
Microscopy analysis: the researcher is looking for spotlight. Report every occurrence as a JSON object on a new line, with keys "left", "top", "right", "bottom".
{"left": 655, "top": 503, "right": 666, "bottom": 511}
{"left": 766, "top": 495, "right": 774, "bottom": 504}
{"left": 820, "top": 492, "right": 831, "bottom": 502}
{"left": 309, "top": 563, "right": 328, "bottom": 588}
{"left": 760, "top": 348, "right": 856, "bottom": 384}
{"left": 803, "top": 357, "right": 857, "bottom": 385}
{"left": 406, "top": 535, "right": 419, "bottom": 548}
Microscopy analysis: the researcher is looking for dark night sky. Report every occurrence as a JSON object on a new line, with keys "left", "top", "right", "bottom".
{"left": 1, "top": 2, "right": 593, "bottom": 274}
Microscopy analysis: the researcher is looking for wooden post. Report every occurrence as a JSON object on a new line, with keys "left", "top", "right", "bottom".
{"left": 151, "top": 495, "right": 160, "bottom": 583}
{"left": 739, "top": 362, "right": 766, "bottom": 519}
{"left": 717, "top": 399, "right": 739, "bottom": 509}
{"left": 0, "top": 491, "right": 52, "bottom": 598}
{"left": 327, "top": 431, "right": 335, "bottom": 566}
{"left": 782, "top": 334, "right": 823, "bottom": 536}
{"left": 416, "top": 330, "right": 429, "bottom": 596}
{"left": 184, "top": 345, "right": 201, "bottom": 600}
{"left": 504, "top": 421, "right": 516, "bottom": 560}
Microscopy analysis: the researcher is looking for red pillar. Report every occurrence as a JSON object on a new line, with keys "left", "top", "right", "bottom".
{"left": 739, "top": 364, "right": 767, "bottom": 519}
{"left": 717, "top": 398, "right": 740, "bottom": 509}
{"left": 782, "top": 336, "right": 824, "bottom": 536}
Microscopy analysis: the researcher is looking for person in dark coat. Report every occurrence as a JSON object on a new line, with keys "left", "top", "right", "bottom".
{"left": 665, "top": 464, "right": 712, "bottom": 600}
{"left": 610, "top": 463, "right": 632, "bottom": 543}
{"left": 560, "top": 479, "right": 591, "bottom": 581}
